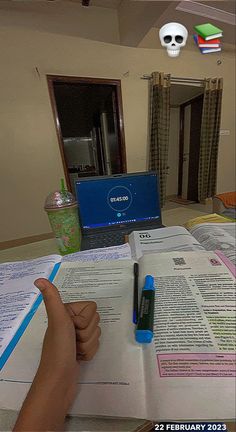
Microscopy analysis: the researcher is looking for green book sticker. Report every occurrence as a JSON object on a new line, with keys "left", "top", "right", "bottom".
{"left": 194, "top": 23, "right": 223, "bottom": 40}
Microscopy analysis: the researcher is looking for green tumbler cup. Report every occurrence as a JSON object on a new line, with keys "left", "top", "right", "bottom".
{"left": 44, "top": 185, "right": 81, "bottom": 256}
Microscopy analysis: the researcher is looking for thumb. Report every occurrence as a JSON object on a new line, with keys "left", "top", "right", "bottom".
{"left": 34, "top": 278, "right": 66, "bottom": 324}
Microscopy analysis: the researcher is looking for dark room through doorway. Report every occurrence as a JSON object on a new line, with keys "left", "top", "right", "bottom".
{"left": 47, "top": 76, "right": 127, "bottom": 195}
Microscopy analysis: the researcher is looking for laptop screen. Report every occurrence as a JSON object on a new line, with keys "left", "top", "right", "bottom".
{"left": 75, "top": 172, "right": 161, "bottom": 229}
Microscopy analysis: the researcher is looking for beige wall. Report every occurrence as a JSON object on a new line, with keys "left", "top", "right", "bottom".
{"left": 0, "top": 26, "right": 235, "bottom": 242}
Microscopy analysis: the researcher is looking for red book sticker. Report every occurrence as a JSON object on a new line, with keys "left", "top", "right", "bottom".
{"left": 197, "top": 34, "right": 220, "bottom": 47}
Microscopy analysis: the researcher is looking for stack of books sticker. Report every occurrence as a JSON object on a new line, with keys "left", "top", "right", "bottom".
{"left": 194, "top": 23, "right": 223, "bottom": 54}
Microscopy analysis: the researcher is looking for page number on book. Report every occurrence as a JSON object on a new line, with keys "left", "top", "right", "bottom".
{"left": 139, "top": 233, "right": 151, "bottom": 238}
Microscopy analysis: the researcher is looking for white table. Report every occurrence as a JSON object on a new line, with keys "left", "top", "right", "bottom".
{"left": 0, "top": 410, "right": 153, "bottom": 432}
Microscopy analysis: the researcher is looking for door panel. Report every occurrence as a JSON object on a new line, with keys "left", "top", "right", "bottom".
{"left": 187, "top": 95, "right": 204, "bottom": 201}
{"left": 178, "top": 93, "right": 203, "bottom": 201}
{"left": 166, "top": 108, "right": 180, "bottom": 196}
{"left": 182, "top": 105, "right": 191, "bottom": 199}
{"left": 100, "top": 112, "right": 112, "bottom": 175}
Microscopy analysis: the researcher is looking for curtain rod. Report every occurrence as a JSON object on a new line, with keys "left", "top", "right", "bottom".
{"left": 141, "top": 74, "right": 205, "bottom": 83}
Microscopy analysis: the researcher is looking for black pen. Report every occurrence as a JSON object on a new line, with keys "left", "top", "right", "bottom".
{"left": 133, "top": 263, "right": 139, "bottom": 324}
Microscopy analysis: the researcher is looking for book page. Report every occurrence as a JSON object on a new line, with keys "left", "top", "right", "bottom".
{"left": 0, "top": 254, "right": 60, "bottom": 369}
{"left": 140, "top": 251, "right": 236, "bottom": 420}
{"left": 0, "top": 260, "right": 147, "bottom": 419}
{"left": 129, "top": 226, "right": 205, "bottom": 259}
{"left": 0, "top": 244, "right": 131, "bottom": 370}
{"left": 53, "top": 260, "right": 146, "bottom": 418}
{"left": 61, "top": 242, "right": 132, "bottom": 262}
{"left": 184, "top": 213, "right": 233, "bottom": 230}
{"left": 190, "top": 223, "right": 236, "bottom": 265}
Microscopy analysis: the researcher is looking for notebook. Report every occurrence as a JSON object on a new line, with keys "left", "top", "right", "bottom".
{"left": 75, "top": 172, "right": 163, "bottom": 250}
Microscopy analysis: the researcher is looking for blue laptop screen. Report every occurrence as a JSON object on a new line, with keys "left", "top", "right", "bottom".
{"left": 75, "top": 173, "right": 161, "bottom": 229}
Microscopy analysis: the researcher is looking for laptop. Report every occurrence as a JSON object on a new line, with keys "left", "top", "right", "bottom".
{"left": 75, "top": 171, "right": 163, "bottom": 250}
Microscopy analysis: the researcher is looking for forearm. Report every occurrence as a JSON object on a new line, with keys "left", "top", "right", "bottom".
{"left": 13, "top": 280, "right": 99, "bottom": 431}
{"left": 13, "top": 369, "right": 73, "bottom": 431}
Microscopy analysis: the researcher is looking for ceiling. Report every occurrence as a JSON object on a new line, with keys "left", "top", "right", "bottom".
{"left": 54, "top": 0, "right": 235, "bottom": 14}
{"left": 200, "top": 1, "right": 236, "bottom": 14}
{"left": 153, "top": 1, "right": 236, "bottom": 45}
{"left": 88, "top": 0, "right": 122, "bottom": 8}
{"left": 6, "top": 0, "right": 122, "bottom": 6}
{"left": 1, "top": 0, "right": 235, "bottom": 46}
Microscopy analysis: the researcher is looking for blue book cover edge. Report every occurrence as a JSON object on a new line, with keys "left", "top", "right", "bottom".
{"left": 199, "top": 47, "right": 221, "bottom": 53}
{"left": 0, "top": 261, "right": 61, "bottom": 370}
{"left": 193, "top": 34, "right": 198, "bottom": 45}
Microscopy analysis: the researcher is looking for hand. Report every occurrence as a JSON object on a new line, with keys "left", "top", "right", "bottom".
{"left": 13, "top": 278, "right": 101, "bottom": 431}
{"left": 34, "top": 278, "right": 101, "bottom": 406}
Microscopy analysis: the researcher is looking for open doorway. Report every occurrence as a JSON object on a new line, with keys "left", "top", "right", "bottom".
{"left": 166, "top": 83, "right": 204, "bottom": 205}
{"left": 47, "top": 76, "right": 127, "bottom": 195}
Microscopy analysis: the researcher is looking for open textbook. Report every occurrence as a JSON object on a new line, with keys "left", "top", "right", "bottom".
{"left": 129, "top": 222, "right": 236, "bottom": 264}
{"left": 0, "top": 249, "right": 235, "bottom": 421}
{"left": 0, "top": 243, "right": 131, "bottom": 370}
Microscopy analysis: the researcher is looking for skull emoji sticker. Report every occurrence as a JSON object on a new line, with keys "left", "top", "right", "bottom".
{"left": 159, "top": 22, "right": 188, "bottom": 57}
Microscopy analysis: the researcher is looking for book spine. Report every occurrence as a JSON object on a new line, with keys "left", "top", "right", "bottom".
{"left": 193, "top": 34, "right": 198, "bottom": 45}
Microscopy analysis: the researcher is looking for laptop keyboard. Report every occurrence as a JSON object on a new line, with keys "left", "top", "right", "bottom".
{"left": 83, "top": 232, "right": 127, "bottom": 250}
{"left": 82, "top": 223, "right": 164, "bottom": 250}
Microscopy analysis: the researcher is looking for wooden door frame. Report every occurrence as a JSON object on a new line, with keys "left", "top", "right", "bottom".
{"left": 47, "top": 75, "right": 127, "bottom": 191}
{"left": 178, "top": 93, "right": 204, "bottom": 197}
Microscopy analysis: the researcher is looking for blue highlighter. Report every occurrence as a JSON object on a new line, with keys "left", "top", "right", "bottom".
{"left": 135, "top": 275, "right": 155, "bottom": 344}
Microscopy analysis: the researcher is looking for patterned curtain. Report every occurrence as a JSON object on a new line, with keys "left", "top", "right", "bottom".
{"left": 148, "top": 72, "right": 171, "bottom": 207}
{"left": 198, "top": 77, "right": 223, "bottom": 202}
